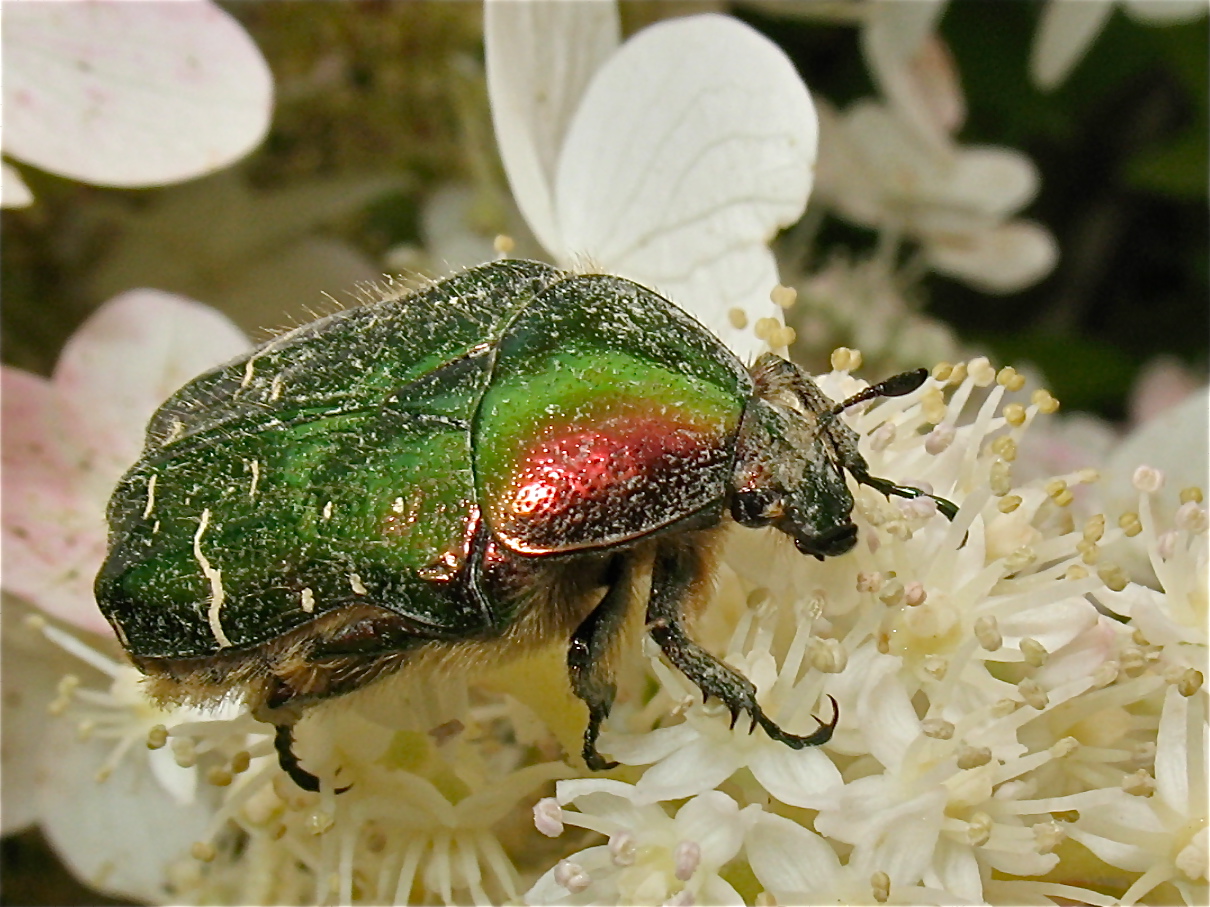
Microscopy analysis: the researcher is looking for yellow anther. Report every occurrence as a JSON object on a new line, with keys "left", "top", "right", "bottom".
{"left": 1032, "top": 388, "right": 1060, "bottom": 413}
{"left": 1077, "top": 539, "right": 1100, "bottom": 565}
{"left": 754, "top": 317, "right": 780, "bottom": 341}
{"left": 231, "top": 751, "right": 252, "bottom": 774}
{"left": 871, "top": 871, "right": 891, "bottom": 903}
{"left": 989, "top": 460, "right": 1013, "bottom": 496}
{"left": 492, "top": 234, "right": 515, "bottom": 254}
{"left": 728, "top": 307, "right": 748, "bottom": 330}
{"left": 1045, "top": 478, "right": 1068, "bottom": 498}
{"left": 969, "top": 357, "right": 995, "bottom": 387}
{"left": 948, "top": 362, "right": 968, "bottom": 386}
{"left": 974, "top": 615, "right": 1002, "bottom": 651}
{"left": 1020, "top": 638, "right": 1048, "bottom": 667}
{"left": 147, "top": 725, "right": 169, "bottom": 750}
{"left": 879, "top": 580, "right": 905, "bottom": 606}
{"left": 1178, "top": 669, "right": 1204, "bottom": 697}
{"left": 1003, "top": 403, "right": 1027, "bottom": 427}
{"left": 996, "top": 366, "right": 1026, "bottom": 391}
{"left": 998, "top": 494, "right": 1023, "bottom": 513}
{"left": 1065, "top": 564, "right": 1090, "bottom": 580}
{"left": 770, "top": 284, "right": 798, "bottom": 308}
{"left": 1119, "top": 512, "right": 1143, "bottom": 537}
{"left": 922, "top": 656, "right": 948, "bottom": 679}
{"left": 932, "top": 362, "right": 954, "bottom": 382}
{"left": 771, "top": 325, "right": 797, "bottom": 347}
{"left": 191, "top": 842, "right": 217, "bottom": 863}
{"left": 1083, "top": 515, "right": 1105, "bottom": 543}
{"left": 207, "top": 766, "right": 234, "bottom": 788}
{"left": 1018, "top": 678, "right": 1049, "bottom": 709}
{"left": 956, "top": 745, "right": 993, "bottom": 770}
{"left": 966, "top": 812, "right": 993, "bottom": 846}
{"left": 1180, "top": 486, "right": 1205, "bottom": 504}
{"left": 921, "top": 718, "right": 955, "bottom": 739}
{"left": 1098, "top": 565, "right": 1129, "bottom": 592}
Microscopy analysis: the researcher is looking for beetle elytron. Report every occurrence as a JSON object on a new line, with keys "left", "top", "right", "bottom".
{"left": 96, "top": 259, "right": 957, "bottom": 790}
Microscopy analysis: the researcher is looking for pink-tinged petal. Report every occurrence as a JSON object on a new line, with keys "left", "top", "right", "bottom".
{"left": 632, "top": 734, "right": 743, "bottom": 805}
{"left": 3, "top": 1, "right": 272, "bottom": 187}
{"left": 748, "top": 743, "right": 843, "bottom": 809}
{"left": 1029, "top": 0, "right": 1115, "bottom": 90}
{"left": 1128, "top": 355, "right": 1201, "bottom": 427}
{"left": 55, "top": 289, "right": 250, "bottom": 472}
{"left": 485, "top": 0, "right": 620, "bottom": 258}
{"left": 746, "top": 810, "right": 841, "bottom": 895}
{"left": 554, "top": 14, "right": 814, "bottom": 360}
{"left": 36, "top": 708, "right": 221, "bottom": 903}
{"left": 523, "top": 845, "right": 613, "bottom": 907}
{"left": 2, "top": 162, "right": 34, "bottom": 208}
{"left": 1, "top": 368, "right": 112, "bottom": 634}
{"left": 925, "top": 220, "right": 1058, "bottom": 293}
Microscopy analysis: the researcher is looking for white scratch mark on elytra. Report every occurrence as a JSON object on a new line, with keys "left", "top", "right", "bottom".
{"left": 142, "top": 474, "right": 157, "bottom": 519}
{"left": 322, "top": 500, "right": 334, "bottom": 520}
{"left": 349, "top": 574, "right": 367, "bottom": 595}
{"left": 301, "top": 587, "right": 315, "bottom": 613}
{"left": 248, "top": 459, "right": 260, "bottom": 499}
{"left": 392, "top": 496, "right": 405, "bottom": 514}
{"left": 269, "top": 373, "right": 284, "bottom": 402}
{"left": 240, "top": 356, "right": 256, "bottom": 389}
{"left": 193, "top": 508, "right": 232, "bottom": 648}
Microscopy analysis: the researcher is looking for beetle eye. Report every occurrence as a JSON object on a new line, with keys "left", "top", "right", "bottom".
{"left": 794, "top": 524, "right": 858, "bottom": 559}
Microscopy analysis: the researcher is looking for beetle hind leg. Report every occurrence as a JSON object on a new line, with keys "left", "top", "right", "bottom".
{"left": 645, "top": 542, "right": 837, "bottom": 749}
{"left": 567, "top": 555, "right": 636, "bottom": 771}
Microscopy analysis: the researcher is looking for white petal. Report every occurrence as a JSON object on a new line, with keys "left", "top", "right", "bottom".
{"left": 555, "top": 14, "right": 815, "bottom": 355}
{"left": 748, "top": 743, "right": 843, "bottom": 809}
{"left": 602, "top": 722, "right": 699, "bottom": 765}
{"left": 1103, "top": 386, "right": 1210, "bottom": 526}
{"left": 638, "top": 243, "right": 786, "bottom": 364}
{"left": 844, "top": 790, "right": 946, "bottom": 889}
{"left": 1, "top": 163, "right": 34, "bottom": 208}
{"left": 916, "top": 146, "right": 1041, "bottom": 226}
{"left": 1123, "top": 0, "right": 1208, "bottom": 23}
{"left": 746, "top": 810, "right": 841, "bottom": 894}
{"left": 927, "top": 835, "right": 983, "bottom": 903}
{"left": 698, "top": 874, "right": 746, "bottom": 906}
{"left": 861, "top": 1, "right": 957, "bottom": 145}
{"left": 1030, "top": 0, "right": 1115, "bottom": 90}
{"left": 37, "top": 711, "right": 220, "bottom": 903}
{"left": 524, "top": 845, "right": 614, "bottom": 906}
{"left": 924, "top": 219, "right": 1058, "bottom": 293}
{"left": 633, "top": 734, "right": 742, "bottom": 804}
{"left": 3, "top": 2, "right": 272, "bottom": 187}
{"left": 485, "top": 0, "right": 620, "bottom": 258}
{"left": 675, "top": 791, "right": 745, "bottom": 865}
{"left": 1154, "top": 684, "right": 1194, "bottom": 814}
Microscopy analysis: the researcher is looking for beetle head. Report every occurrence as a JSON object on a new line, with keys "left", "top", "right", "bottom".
{"left": 730, "top": 396, "right": 859, "bottom": 560}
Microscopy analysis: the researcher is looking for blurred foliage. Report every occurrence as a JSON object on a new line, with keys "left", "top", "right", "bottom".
{"left": 739, "top": 1, "right": 1208, "bottom": 419}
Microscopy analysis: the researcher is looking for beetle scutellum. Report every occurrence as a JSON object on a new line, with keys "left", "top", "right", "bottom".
{"left": 96, "top": 259, "right": 957, "bottom": 790}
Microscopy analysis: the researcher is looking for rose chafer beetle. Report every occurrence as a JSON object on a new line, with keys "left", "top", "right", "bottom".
{"left": 96, "top": 259, "right": 957, "bottom": 791}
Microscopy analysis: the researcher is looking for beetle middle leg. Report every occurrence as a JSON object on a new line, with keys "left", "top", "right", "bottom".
{"left": 644, "top": 541, "right": 837, "bottom": 749}
{"left": 567, "top": 554, "right": 635, "bottom": 771}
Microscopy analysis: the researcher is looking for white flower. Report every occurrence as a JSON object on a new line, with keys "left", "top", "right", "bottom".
{"left": 1031, "top": 0, "right": 1207, "bottom": 90}
{"left": 526, "top": 781, "right": 749, "bottom": 906}
{"left": 815, "top": 99, "right": 1058, "bottom": 293}
{"left": 2, "top": 2, "right": 272, "bottom": 205}
{"left": 486, "top": 2, "right": 818, "bottom": 360}
{"left": 602, "top": 603, "right": 843, "bottom": 809}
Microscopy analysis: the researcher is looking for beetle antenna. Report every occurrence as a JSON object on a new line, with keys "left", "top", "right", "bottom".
{"left": 820, "top": 368, "right": 928, "bottom": 425}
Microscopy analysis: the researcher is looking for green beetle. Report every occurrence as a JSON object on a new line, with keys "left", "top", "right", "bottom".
{"left": 96, "top": 259, "right": 956, "bottom": 790}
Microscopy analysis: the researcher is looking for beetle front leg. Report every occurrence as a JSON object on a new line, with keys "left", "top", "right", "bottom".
{"left": 567, "top": 555, "right": 635, "bottom": 771}
{"left": 848, "top": 465, "right": 960, "bottom": 520}
{"left": 644, "top": 543, "right": 837, "bottom": 748}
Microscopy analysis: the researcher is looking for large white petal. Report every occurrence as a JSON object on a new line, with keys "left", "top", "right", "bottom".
{"left": 748, "top": 743, "right": 843, "bottom": 808}
{"left": 555, "top": 14, "right": 815, "bottom": 357}
{"left": 55, "top": 290, "right": 250, "bottom": 480}
{"left": 674, "top": 791, "right": 745, "bottom": 865}
{"left": 746, "top": 810, "right": 842, "bottom": 894}
{"left": 632, "top": 734, "right": 743, "bottom": 804}
{"left": 1, "top": 162, "right": 33, "bottom": 208}
{"left": 3, "top": 2, "right": 272, "bottom": 187}
{"left": 485, "top": 0, "right": 620, "bottom": 258}
{"left": 37, "top": 711, "right": 220, "bottom": 902}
